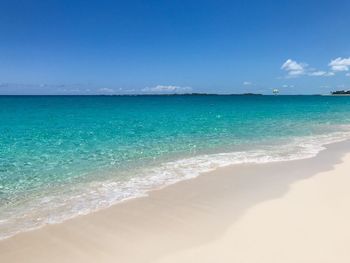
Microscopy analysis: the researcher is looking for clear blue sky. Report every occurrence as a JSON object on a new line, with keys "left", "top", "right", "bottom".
{"left": 1, "top": 0, "right": 350, "bottom": 95}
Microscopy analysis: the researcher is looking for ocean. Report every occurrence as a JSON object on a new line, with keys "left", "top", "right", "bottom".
{"left": 1, "top": 95, "right": 350, "bottom": 239}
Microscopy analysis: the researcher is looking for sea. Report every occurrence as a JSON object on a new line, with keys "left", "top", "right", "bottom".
{"left": 1, "top": 95, "right": 350, "bottom": 239}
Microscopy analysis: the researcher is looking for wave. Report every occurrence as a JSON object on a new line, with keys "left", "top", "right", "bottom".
{"left": 1, "top": 127, "right": 350, "bottom": 240}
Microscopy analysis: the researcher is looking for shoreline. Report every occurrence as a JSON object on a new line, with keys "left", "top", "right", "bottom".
{"left": 1, "top": 140, "right": 350, "bottom": 262}
{"left": 2, "top": 130, "right": 350, "bottom": 240}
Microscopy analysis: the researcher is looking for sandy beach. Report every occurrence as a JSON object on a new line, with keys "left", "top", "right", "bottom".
{"left": 1, "top": 141, "right": 350, "bottom": 263}
{"left": 2, "top": 1, "right": 350, "bottom": 262}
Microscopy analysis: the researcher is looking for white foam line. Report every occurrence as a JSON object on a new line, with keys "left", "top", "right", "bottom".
{"left": 1, "top": 129, "right": 350, "bottom": 240}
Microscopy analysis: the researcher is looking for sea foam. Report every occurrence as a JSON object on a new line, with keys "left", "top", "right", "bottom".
{"left": 1, "top": 128, "right": 350, "bottom": 240}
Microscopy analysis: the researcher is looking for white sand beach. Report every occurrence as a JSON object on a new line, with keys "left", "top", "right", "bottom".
{"left": 1, "top": 141, "right": 350, "bottom": 263}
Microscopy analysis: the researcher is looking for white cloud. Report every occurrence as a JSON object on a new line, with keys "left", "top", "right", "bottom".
{"left": 243, "top": 81, "right": 252, "bottom": 85}
{"left": 282, "top": 84, "right": 294, "bottom": 88}
{"left": 308, "top": 71, "right": 325, "bottom": 76}
{"left": 329, "top": 57, "right": 350, "bottom": 71}
{"left": 325, "top": 71, "right": 335, "bottom": 76}
{"left": 281, "top": 59, "right": 306, "bottom": 76}
{"left": 142, "top": 85, "right": 192, "bottom": 93}
{"left": 308, "top": 71, "right": 334, "bottom": 77}
{"left": 98, "top": 88, "right": 114, "bottom": 93}
{"left": 281, "top": 59, "right": 335, "bottom": 78}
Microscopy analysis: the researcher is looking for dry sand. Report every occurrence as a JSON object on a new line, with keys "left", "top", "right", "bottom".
{"left": 1, "top": 141, "right": 350, "bottom": 262}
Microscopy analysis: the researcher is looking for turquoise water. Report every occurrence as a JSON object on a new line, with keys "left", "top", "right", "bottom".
{"left": 1, "top": 95, "right": 350, "bottom": 238}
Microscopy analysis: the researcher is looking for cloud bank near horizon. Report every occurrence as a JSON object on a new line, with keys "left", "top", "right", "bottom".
{"left": 142, "top": 85, "right": 192, "bottom": 93}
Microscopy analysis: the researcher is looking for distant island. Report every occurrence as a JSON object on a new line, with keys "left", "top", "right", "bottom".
{"left": 136, "top": 93, "right": 263, "bottom": 96}
{"left": 331, "top": 90, "right": 350, "bottom": 95}
{"left": 242, "top": 93, "right": 263, "bottom": 96}
{"left": 99, "top": 93, "right": 264, "bottom": 96}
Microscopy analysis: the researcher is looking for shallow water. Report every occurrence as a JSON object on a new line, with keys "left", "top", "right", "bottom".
{"left": 1, "top": 95, "right": 350, "bottom": 239}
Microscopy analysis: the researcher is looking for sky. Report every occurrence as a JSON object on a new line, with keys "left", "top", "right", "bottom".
{"left": 0, "top": 0, "right": 350, "bottom": 95}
